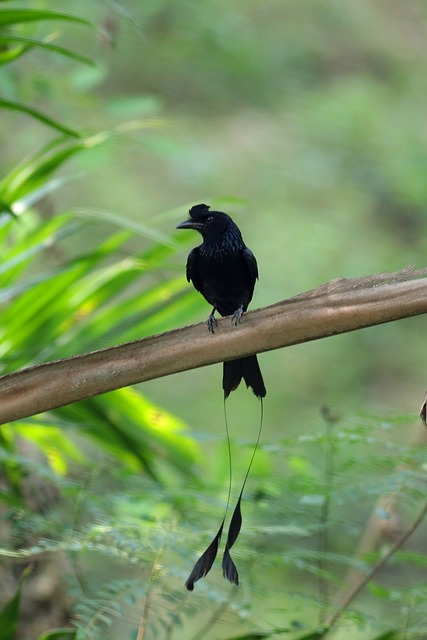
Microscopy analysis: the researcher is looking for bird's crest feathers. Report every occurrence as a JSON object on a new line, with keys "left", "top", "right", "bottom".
{"left": 189, "top": 203, "right": 210, "bottom": 219}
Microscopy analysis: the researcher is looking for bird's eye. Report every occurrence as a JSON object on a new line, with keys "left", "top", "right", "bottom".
{"left": 206, "top": 216, "right": 213, "bottom": 224}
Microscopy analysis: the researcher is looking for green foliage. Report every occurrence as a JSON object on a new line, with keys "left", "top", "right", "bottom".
{"left": 0, "top": 99, "right": 81, "bottom": 137}
{"left": 0, "top": 203, "right": 200, "bottom": 476}
{"left": 0, "top": 4, "right": 201, "bottom": 636}
{"left": 0, "top": 583, "right": 21, "bottom": 640}
{"left": 0, "top": 33, "right": 94, "bottom": 67}
{"left": 1, "top": 412, "right": 425, "bottom": 639}
{"left": 0, "top": 1, "right": 427, "bottom": 639}
{"left": 0, "top": 9, "right": 91, "bottom": 29}
{"left": 37, "top": 631, "right": 76, "bottom": 640}
{"left": 0, "top": 0, "right": 200, "bottom": 484}
{"left": 0, "top": 4, "right": 92, "bottom": 135}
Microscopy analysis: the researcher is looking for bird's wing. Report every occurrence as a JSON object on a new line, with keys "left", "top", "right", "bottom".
{"left": 243, "top": 247, "right": 259, "bottom": 285}
{"left": 186, "top": 247, "right": 203, "bottom": 292}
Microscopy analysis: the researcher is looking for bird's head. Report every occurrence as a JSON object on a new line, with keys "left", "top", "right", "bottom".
{"left": 176, "top": 204, "right": 232, "bottom": 239}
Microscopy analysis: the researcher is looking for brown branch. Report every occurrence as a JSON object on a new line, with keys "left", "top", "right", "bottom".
{"left": 0, "top": 267, "right": 426, "bottom": 424}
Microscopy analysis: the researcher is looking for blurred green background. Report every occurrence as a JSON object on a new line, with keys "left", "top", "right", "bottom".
{"left": 1, "top": 1, "right": 426, "bottom": 639}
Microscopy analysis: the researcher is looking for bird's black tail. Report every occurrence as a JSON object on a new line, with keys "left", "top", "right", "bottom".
{"left": 223, "top": 355, "right": 266, "bottom": 399}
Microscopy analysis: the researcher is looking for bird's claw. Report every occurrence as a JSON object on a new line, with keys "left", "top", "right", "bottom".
{"left": 232, "top": 306, "right": 244, "bottom": 326}
{"left": 207, "top": 314, "right": 218, "bottom": 333}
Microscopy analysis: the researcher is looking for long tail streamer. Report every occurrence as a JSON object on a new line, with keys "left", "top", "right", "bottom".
{"left": 185, "top": 398, "right": 264, "bottom": 590}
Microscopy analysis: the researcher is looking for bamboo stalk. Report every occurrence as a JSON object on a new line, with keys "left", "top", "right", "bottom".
{"left": 0, "top": 267, "right": 426, "bottom": 424}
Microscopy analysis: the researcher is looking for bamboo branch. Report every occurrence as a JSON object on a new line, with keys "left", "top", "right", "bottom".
{"left": 0, "top": 267, "right": 426, "bottom": 424}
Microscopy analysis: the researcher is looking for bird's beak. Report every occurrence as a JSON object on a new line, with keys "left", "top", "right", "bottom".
{"left": 176, "top": 220, "right": 203, "bottom": 231}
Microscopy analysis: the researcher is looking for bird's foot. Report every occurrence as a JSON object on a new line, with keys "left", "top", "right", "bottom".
{"left": 207, "top": 313, "right": 218, "bottom": 333}
{"left": 232, "top": 306, "right": 244, "bottom": 326}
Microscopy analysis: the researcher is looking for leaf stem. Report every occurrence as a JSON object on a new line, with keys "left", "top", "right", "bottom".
{"left": 322, "top": 499, "right": 427, "bottom": 635}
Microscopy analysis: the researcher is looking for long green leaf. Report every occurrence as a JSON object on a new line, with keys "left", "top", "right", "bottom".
{"left": 11, "top": 421, "right": 84, "bottom": 475}
{"left": 0, "top": 138, "right": 82, "bottom": 203}
{"left": 0, "top": 213, "right": 77, "bottom": 286}
{"left": 0, "top": 34, "right": 94, "bottom": 66}
{"left": 37, "top": 630, "right": 76, "bottom": 640}
{"left": 56, "top": 388, "right": 201, "bottom": 479}
{"left": 0, "top": 136, "right": 69, "bottom": 198}
{"left": 0, "top": 99, "right": 80, "bottom": 137}
{"left": 0, "top": 231, "right": 129, "bottom": 359}
{"left": 0, "top": 585, "right": 21, "bottom": 640}
{"left": 74, "top": 208, "right": 178, "bottom": 248}
{"left": 0, "top": 43, "right": 30, "bottom": 65}
{"left": 0, "top": 9, "right": 91, "bottom": 28}
{"left": 0, "top": 207, "right": 201, "bottom": 476}
{"left": 0, "top": 132, "right": 127, "bottom": 206}
{"left": 13, "top": 176, "right": 81, "bottom": 214}
{"left": 0, "top": 124, "right": 163, "bottom": 206}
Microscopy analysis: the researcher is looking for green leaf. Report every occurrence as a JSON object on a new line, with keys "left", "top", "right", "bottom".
{"left": 12, "top": 175, "right": 80, "bottom": 214}
{"left": 74, "top": 208, "right": 178, "bottom": 247}
{"left": 0, "top": 212, "right": 76, "bottom": 287}
{"left": 295, "top": 631, "right": 329, "bottom": 640}
{"left": 0, "top": 43, "right": 31, "bottom": 65}
{"left": 394, "top": 550, "right": 427, "bottom": 568}
{"left": 370, "top": 632, "right": 399, "bottom": 640}
{"left": 0, "top": 585, "right": 21, "bottom": 640}
{"left": 0, "top": 131, "right": 129, "bottom": 207}
{"left": 56, "top": 388, "right": 201, "bottom": 479}
{"left": 0, "top": 35, "right": 94, "bottom": 66}
{"left": 0, "top": 230, "right": 128, "bottom": 363}
{"left": 0, "top": 9, "right": 91, "bottom": 28}
{"left": 0, "top": 136, "right": 70, "bottom": 201}
{"left": 368, "top": 582, "right": 391, "bottom": 599}
{"left": 0, "top": 100, "right": 80, "bottom": 137}
{"left": 12, "top": 421, "right": 84, "bottom": 475}
{"left": 0, "top": 202, "right": 15, "bottom": 218}
{"left": 37, "top": 628, "right": 76, "bottom": 640}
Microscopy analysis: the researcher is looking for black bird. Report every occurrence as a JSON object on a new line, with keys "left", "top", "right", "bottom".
{"left": 177, "top": 203, "right": 266, "bottom": 591}
{"left": 176, "top": 203, "right": 266, "bottom": 399}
